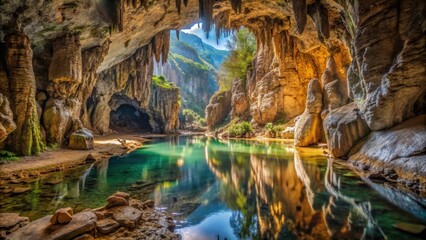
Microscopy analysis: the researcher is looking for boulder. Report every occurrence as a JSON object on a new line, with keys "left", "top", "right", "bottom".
{"left": 0, "top": 213, "right": 29, "bottom": 238}
{"left": 294, "top": 112, "right": 322, "bottom": 146}
{"left": 7, "top": 211, "right": 97, "bottom": 240}
{"left": 96, "top": 218, "right": 120, "bottom": 234}
{"left": 294, "top": 79, "right": 323, "bottom": 146}
{"left": 0, "top": 94, "right": 16, "bottom": 143}
{"left": 50, "top": 208, "right": 73, "bottom": 225}
{"left": 111, "top": 206, "right": 142, "bottom": 229}
{"left": 68, "top": 129, "right": 94, "bottom": 150}
{"left": 206, "top": 90, "right": 232, "bottom": 130}
{"left": 106, "top": 194, "right": 129, "bottom": 209}
{"left": 323, "top": 103, "right": 370, "bottom": 158}
{"left": 349, "top": 115, "right": 426, "bottom": 181}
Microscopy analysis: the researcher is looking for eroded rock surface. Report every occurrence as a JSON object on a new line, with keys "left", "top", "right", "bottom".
{"left": 206, "top": 90, "right": 232, "bottom": 130}
{"left": 0, "top": 94, "right": 15, "bottom": 143}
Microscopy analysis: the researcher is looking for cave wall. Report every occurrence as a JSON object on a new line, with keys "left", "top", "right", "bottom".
{"left": 0, "top": 0, "right": 423, "bottom": 188}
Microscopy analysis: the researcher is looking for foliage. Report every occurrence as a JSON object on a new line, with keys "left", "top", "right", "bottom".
{"left": 0, "top": 150, "right": 19, "bottom": 161}
{"left": 218, "top": 28, "right": 256, "bottom": 90}
{"left": 152, "top": 75, "right": 176, "bottom": 90}
{"left": 228, "top": 121, "right": 253, "bottom": 137}
{"left": 182, "top": 109, "right": 206, "bottom": 126}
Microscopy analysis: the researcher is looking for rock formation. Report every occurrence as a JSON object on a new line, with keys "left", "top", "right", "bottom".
{"left": 4, "top": 192, "right": 177, "bottom": 240}
{"left": 0, "top": 94, "right": 15, "bottom": 143}
{"left": 149, "top": 81, "right": 180, "bottom": 133}
{"left": 0, "top": 0, "right": 423, "bottom": 183}
{"left": 206, "top": 90, "right": 232, "bottom": 130}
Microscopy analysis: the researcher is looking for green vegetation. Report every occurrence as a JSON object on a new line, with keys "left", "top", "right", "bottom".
{"left": 265, "top": 122, "right": 287, "bottom": 137}
{"left": 182, "top": 109, "right": 206, "bottom": 126}
{"left": 152, "top": 75, "right": 176, "bottom": 90}
{"left": 228, "top": 121, "right": 253, "bottom": 138}
{"left": 0, "top": 150, "right": 19, "bottom": 162}
{"left": 218, "top": 28, "right": 256, "bottom": 90}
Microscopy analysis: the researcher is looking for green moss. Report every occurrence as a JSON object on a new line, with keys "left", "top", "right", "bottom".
{"left": 152, "top": 75, "right": 176, "bottom": 90}
{"left": 21, "top": 100, "right": 45, "bottom": 156}
{"left": 0, "top": 150, "right": 19, "bottom": 161}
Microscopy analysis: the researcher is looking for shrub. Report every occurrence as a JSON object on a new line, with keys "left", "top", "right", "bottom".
{"left": 182, "top": 109, "right": 206, "bottom": 126}
{"left": 0, "top": 150, "right": 19, "bottom": 161}
{"left": 228, "top": 121, "right": 253, "bottom": 137}
{"left": 152, "top": 75, "right": 176, "bottom": 89}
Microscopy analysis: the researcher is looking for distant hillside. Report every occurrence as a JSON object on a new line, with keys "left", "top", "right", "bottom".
{"left": 154, "top": 31, "right": 229, "bottom": 117}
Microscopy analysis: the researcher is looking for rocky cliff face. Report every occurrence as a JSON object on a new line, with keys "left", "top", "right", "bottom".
{"left": 0, "top": 0, "right": 424, "bottom": 184}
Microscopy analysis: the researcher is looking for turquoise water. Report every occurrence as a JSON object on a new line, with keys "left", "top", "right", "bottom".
{"left": 0, "top": 136, "right": 425, "bottom": 239}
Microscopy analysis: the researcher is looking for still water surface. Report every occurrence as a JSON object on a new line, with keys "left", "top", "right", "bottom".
{"left": 1, "top": 136, "right": 425, "bottom": 239}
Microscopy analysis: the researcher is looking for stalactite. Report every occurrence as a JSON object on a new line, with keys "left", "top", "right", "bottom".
{"left": 162, "top": 30, "right": 170, "bottom": 64}
{"left": 199, "top": 0, "right": 214, "bottom": 38}
{"left": 230, "top": 0, "right": 242, "bottom": 13}
{"left": 308, "top": 1, "right": 330, "bottom": 42}
{"left": 292, "top": 0, "right": 307, "bottom": 34}
{"left": 176, "top": 0, "right": 182, "bottom": 14}
{"left": 113, "top": 0, "right": 125, "bottom": 32}
{"left": 176, "top": 30, "right": 180, "bottom": 40}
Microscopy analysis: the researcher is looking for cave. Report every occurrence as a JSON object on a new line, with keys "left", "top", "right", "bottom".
{"left": 109, "top": 104, "right": 153, "bottom": 133}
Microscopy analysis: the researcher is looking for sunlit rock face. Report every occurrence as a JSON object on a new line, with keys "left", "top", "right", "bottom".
{"left": 0, "top": 0, "right": 424, "bottom": 183}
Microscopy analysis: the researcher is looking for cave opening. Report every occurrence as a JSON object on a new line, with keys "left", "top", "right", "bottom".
{"left": 109, "top": 104, "right": 153, "bottom": 133}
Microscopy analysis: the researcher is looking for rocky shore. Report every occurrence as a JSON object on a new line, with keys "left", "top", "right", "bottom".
{"left": 0, "top": 192, "right": 178, "bottom": 240}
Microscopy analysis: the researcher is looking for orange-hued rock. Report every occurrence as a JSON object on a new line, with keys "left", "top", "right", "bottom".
{"left": 0, "top": 94, "right": 16, "bottom": 143}
{"left": 206, "top": 90, "right": 232, "bottom": 130}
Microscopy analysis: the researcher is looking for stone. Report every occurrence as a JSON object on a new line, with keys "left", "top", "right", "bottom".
{"left": 294, "top": 112, "right": 322, "bottom": 147}
{"left": 321, "top": 80, "right": 348, "bottom": 118}
{"left": 7, "top": 211, "right": 97, "bottom": 240}
{"left": 111, "top": 206, "right": 142, "bottom": 228}
{"left": 231, "top": 78, "right": 249, "bottom": 118}
{"left": 305, "top": 79, "right": 323, "bottom": 114}
{"left": 50, "top": 208, "right": 73, "bottom": 225}
{"left": 143, "top": 200, "right": 155, "bottom": 208}
{"left": 97, "top": 218, "right": 120, "bottom": 234}
{"left": 323, "top": 103, "right": 370, "bottom": 158}
{"left": 106, "top": 196, "right": 129, "bottom": 209}
{"left": 206, "top": 90, "right": 232, "bottom": 130}
{"left": 349, "top": 115, "right": 426, "bottom": 182}
{"left": 0, "top": 94, "right": 16, "bottom": 143}
{"left": 73, "top": 234, "right": 94, "bottom": 240}
{"left": 12, "top": 187, "right": 31, "bottom": 194}
{"left": 68, "top": 129, "right": 94, "bottom": 150}
{"left": 0, "top": 213, "right": 29, "bottom": 238}
{"left": 294, "top": 79, "right": 323, "bottom": 147}
{"left": 113, "top": 192, "right": 130, "bottom": 201}
{"left": 3, "top": 32, "right": 44, "bottom": 156}
{"left": 85, "top": 154, "right": 97, "bottom": 163}
{"left": 393, "top": 222, "right": 426, "bottom": 235}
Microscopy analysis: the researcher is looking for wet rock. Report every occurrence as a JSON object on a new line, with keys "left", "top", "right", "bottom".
{"left": 85, "top": 154, "right": 97, "bottom": 163}
{"left": 97, "top": 218, "right": 120, "bottom": 234}
{"left": 7, "top": 211, "right": 97, "bottom": 240}
{"left": 68, "top": 129, "right": 94, "bottom": 150}
{"left": 106, "top": 193, "right": 129, "bottom": 209}
{"left": 0, "top": 213, "right": 29, "bottom": 238}
{"left": 12, "top": 187, "right": 31, "bottom": 194}
{"left": 324, "top": 103, "right": 370, "bottom": 158}
{"left": 50, "top": 207, "right": 73, "bottom": 225}
{"left": 111, "top": 206, "right": 142, "bottom": 229}
{"left": 143, "top": 200, "right": 155, "bottom": 208}
{"left": 393, "top": 222, "right": 426, "bottom": 234}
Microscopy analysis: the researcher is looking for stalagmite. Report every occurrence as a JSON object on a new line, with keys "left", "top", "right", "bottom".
{"left": 4, "top": 32, "right": 44, "bottom": 155}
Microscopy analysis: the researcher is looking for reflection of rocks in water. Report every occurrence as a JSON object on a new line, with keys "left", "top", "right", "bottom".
{"left": 96, "top": 159, "right": 109, "bottom": 191}
{"left": 205, "top": 140, "right": 390, "bottom": 239}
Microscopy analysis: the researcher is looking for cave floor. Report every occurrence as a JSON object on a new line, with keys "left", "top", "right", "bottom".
{"left": 0, "top": 133, "right": 149, "bottom": 181}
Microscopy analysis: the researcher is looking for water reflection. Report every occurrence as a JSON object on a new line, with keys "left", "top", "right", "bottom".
{"left": 0, "top": 136, "right": 424, "bottom": 240}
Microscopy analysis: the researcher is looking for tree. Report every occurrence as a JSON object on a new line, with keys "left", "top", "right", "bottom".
{"left": 218, "top": 28, "right": 256, "bottom": 90}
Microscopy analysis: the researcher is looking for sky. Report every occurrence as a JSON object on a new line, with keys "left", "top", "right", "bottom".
{"left": 182, "top": 23, "right": 233, "bottom": 50}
